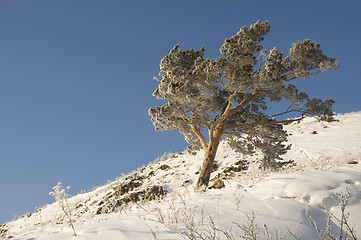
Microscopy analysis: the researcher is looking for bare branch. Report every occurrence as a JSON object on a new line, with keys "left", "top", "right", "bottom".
{"left": 184, "top": 105, "right": 211, "bottom": 129}
{"left": 266, "top": 107, "right": 306, "bottom": 119}
{"left": 223, "top": 130, "right": 247, "bottom": 136}
{"left": 218, "top": 76, "right": 226, "bottom": 88}
{"left": 228, "top": 90, "right": 266, "bottom": 117}
{"left": 224, "top": 117, "right": 305, "bottom": 131}
{"left": 189, "top": 123, "right": 208, "bottom": 151}
{"left": 217, "top": 93, "right": 236, "bottom": 124}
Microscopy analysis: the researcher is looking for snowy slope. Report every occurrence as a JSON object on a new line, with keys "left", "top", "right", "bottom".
{"left": 1, "top": 112, "right": 361, "bottom": 240}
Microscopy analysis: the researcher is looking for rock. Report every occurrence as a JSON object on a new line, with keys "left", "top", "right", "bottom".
{"left": 182, "top": 179, "right": 193, "bottom": 187}
{"left": 144, "top": 186, "right": 166, "bottom": 201}
{"left": 209, "top": 179, "right": 225, "bottom": 189}
{"left": 159, "top": 164, "right": 170, "bottom": 170}
{"left": 347, "top": 160, "right": 359, "bottom": 165}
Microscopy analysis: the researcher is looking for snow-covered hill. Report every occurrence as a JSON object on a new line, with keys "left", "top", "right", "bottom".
{"left": 1, "top": 112, "right": 361, "bottom": 240}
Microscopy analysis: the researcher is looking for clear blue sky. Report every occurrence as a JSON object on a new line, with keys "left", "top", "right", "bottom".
{"left": 1, "top": 0, "right": 360, "bottom": 224}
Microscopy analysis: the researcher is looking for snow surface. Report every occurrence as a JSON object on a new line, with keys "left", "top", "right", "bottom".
{"left": 1, "top": 112, "right": 361, "bottom": 240}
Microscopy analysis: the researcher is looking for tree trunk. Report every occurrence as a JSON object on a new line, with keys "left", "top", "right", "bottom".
{"left": 196, "top": 131, "right": 222, "bottom": 190}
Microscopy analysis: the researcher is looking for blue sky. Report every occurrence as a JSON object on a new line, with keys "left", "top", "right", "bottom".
{"left": 0, "top": 0, "right": 360, "bottom": 224}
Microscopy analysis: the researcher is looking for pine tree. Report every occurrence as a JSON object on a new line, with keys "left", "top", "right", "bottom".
{"left": 149, "top": 20, "right": 339, "bottom": 190}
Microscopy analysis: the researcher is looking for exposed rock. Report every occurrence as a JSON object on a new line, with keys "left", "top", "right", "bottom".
{"left": 212, "top": 162, "right": 219, "bottom": 172}
{"left": 223, "top": 160, "right": 248, "bottom": 173}
{"left": 96, "top": 185, "right": 166, "bottom": 214}
{"left": 0, "top": 226, "right": 9, "bottom": 239}
{"left": 159, "top": 164, "right": 170, "bottom": 170}
{"left": 182, "top": 179, "right": 193, "bottom": 187}
{"left": 347, "top": 160, "right": 359, "bottom": 165}
{"left": 209, "top": 179, "right": 225, "bottom": 189}
{"left": 144, "top": 186, "right": 166, "bottom": 201}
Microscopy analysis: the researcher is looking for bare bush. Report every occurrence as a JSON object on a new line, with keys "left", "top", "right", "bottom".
{"left": 149, "top": 190, "right": 358, "bottom": 240}
{"left": 49, "top": 182, "right": 77, "bottom": 236}
{"left": 306, "top": 189, "right": 358, "bottom": 240}
{"left": 149, "top": 194, "right": 298, "bottom": 240}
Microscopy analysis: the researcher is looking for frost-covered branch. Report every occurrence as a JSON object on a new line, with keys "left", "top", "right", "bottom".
{"left": 49, "top": 182, "right": 77, "bottom": 236}
{"left": 224, "top": 117, "right": 304, "bottom": 131}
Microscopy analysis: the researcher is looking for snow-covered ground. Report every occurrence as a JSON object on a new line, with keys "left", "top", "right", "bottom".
{"left": 1, "top": 112, "right": 361, "bottom": 240}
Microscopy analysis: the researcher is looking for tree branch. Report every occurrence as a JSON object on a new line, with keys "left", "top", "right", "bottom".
{"left": 266, "top": 106, "right": 306, "bottom": 119}
{"left": 217, "top": 93, "right": 235, "bottom": 124}
{"left": 222, "top": 130, "right": 247, "bottom": 136}
{"left": 179, "top": 107, "right": 208, "bottom": 150}
{"left": 207, "top": 92, "right": 236, "bottom": 143}
{"left": 189, "top": 123, "right": 208, "bottom": 151}
{"left": 218, "top": 76, "right": 226, "bottom": 88}
{"left": 258, "top": 57, "right": 267, "bottom": 72}
{"left": 228, "top": 90, "right": 266, "bottom": 117}
{"left": 224, "top": 68, "right": 308, "bottom": 119}
{"left": 184, "top": 105, "right": 211, "bottom": 129}
{"left": 224, "top": 116, "right": 305, "bottom": 130}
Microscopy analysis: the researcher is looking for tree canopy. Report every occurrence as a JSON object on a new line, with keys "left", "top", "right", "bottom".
{"left": 149, "top": 20, "right": 339, "bottom": 188}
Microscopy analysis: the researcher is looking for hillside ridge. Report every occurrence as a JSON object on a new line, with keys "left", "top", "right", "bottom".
{"left": 1, "top": 112, "right": 361, "bottom": 239}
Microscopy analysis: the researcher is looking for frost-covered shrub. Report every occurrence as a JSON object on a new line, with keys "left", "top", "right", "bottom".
{"left": 49, "top": 182, "right": 77, "bottom": 236}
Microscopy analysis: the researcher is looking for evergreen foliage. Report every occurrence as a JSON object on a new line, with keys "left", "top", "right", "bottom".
{"left": 149, "top": 20, "right": 339, "bottom": 188}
